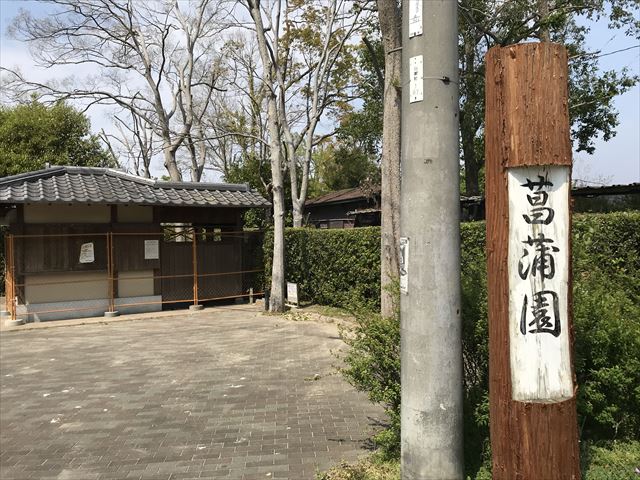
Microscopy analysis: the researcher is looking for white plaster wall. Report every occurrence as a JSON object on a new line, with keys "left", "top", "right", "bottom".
{"left": 24, "top": 204, "right": 110, "bottom": 223}
{"left": 117, "top": 205, "right": 153, "bottom": 223}
{"left": 25, "top": 272, "right": 108, "bottom": 303}
{"left": 118, "top": 270, "right": 155, "bottom": 297}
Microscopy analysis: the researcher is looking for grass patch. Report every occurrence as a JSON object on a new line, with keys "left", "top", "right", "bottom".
{"left": 320, "top": 441, "right": 640, "bottom": 480}
{"left": 318, "top": 456, "right": 400, "bottom": 480}
{"left": 305, "top": 304, "right": 356, "bottom": 319}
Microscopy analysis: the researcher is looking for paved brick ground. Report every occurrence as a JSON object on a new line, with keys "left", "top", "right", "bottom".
{"left": 0, "top": 307, "right": 384, "bottom": 480}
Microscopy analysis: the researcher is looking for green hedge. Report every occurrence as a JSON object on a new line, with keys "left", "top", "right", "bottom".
{"left": 266, "top": 212, "right": 640, "bottom": 474}
{"left": 264, "top": 227, "right": 381, "bottom": 309}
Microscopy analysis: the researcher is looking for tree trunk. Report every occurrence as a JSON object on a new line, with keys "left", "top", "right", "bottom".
{"left": 292, "top": 203, "right": 303, "bottom": 227}
{"left": 461, "top": 109, "right": 480, "bottom": 196}
{"left": 246, "top": 0, "right": 286, "bottom": 312}
{"left": 186, "top": 134, "right": 202, "bottom": 182}
{"left": 378, "top": 0, "right": 402, "bottom": 318}
{"left": 460, "top": 38, "right": 482, "bottom": 196}
{"left": 163, "top": 147, "right": 182, "bottom": 181}
{"left": 269, "top": 145, "right": 286, "bottom": 313}
{"left": 538, "top": 0, "right": 551, "bottom": 42}
{"left": 267, "top": 94, "right": 286, "bottom": 312}
{"left": 463, "top": 147, "right": 480, "bottom": 195}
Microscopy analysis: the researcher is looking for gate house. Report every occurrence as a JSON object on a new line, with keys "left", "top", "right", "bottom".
{"left": 0, "top": 167, "right": 269, "bottom": 322}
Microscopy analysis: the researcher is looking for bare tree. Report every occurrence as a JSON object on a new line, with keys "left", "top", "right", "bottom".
{"left": 242, "top": 0, "right": 366, "bottom": 309}
{"left": 100, "top": 108, "right": 156, "bottom": 178}
{"left": 203, "top": 33, "right": 270, "bottom": 187}
{"left": 172, "top": 1, "right": 230, "bottom": 181}
{"left": 243, "top": 0, "right": 365, "bottom": 228}
{"left": 3, "top": 0, "right": 230, "bottom": 181}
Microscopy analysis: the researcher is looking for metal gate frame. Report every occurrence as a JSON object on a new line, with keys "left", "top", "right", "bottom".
{"left": 3, "top": 229, "right": 264, "bottom": 322}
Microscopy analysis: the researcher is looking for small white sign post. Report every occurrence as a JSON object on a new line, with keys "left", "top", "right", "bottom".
{"left": 507, "top": 165, "right": 572, "bottom": 402}
{"left": 286, "top": 282, "right": 299, "bottom": 308}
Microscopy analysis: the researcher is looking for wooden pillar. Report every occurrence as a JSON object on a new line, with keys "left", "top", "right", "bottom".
{"left": 11, "top": 234, "right": 17, "bottom": 320}
{"left": 5, "top": 234, "right": 15, "bottom": 319}
{"left": 192, "top": 227, "right": 199, "bottom": 306}
{"left": 107, "top": 232, "right": 115, "bottom": 313}
{"left": 14, "top": 206, "right": 24, "bottom": 309}
{"left": 485, "top": 43, "right": 580, "bottom": 479}
{"left": 4, "top": 234, "right": 9, "bottom": 314}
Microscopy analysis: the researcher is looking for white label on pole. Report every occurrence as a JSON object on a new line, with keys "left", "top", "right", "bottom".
{"left": 144, "top": 240, "right": 159, "bottom": 260}
{"left": 286, "top": 282, "right": 298, "bottom": 305}
{"left": 508, "top": 165, "right": 572, "bottom": 403}
{"left": 79, "top": 242, "right": 95, "bottom": 264}
{"left": 399, "top": 237, "right": 409, "bottom": 295}
{"left": 409, "top": 0, "right": 423, "bottom": 38}
{"left": 409, "top": 56, "right": 423, "bottom": 103}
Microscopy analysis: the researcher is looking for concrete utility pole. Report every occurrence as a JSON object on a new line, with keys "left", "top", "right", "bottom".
{"left": 400, "top": 1, "right": 463, "bottom": 479}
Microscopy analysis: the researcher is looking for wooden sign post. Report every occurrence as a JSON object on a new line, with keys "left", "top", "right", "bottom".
{"left": 485, "top": 43, "right": 581, "bottom": 479}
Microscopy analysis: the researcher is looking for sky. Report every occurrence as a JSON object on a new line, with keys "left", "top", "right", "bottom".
{"left": 572, "top": 15, "right": 640, "bottom": 185}
{"left": 0, "top": 0, "right": 638, "bottom": 185}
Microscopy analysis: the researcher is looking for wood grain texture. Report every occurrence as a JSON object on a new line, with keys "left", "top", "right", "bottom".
{"left": 500, "top": 43, "right": 572, "bottom": 168}
{"left": 485, "top": 43, "right": 580, "bottom": 480}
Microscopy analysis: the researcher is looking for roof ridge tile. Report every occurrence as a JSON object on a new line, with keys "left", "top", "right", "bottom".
{"left": 1, "top": 167, "right": 270, "bottom": 208}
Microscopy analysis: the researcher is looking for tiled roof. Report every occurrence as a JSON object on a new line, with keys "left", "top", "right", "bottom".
{"left": 571, "top": 182, "right": 640, "bottom": 196}
{"left": 306, "top": 186, "right": 381, "bottom": 206}
{"left": 0, "top": 167, "right": 270, "bottom": 208}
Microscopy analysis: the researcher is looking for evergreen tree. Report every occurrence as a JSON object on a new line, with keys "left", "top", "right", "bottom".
{"left": 0, "top": 99, "right": 115, "bottom": 177}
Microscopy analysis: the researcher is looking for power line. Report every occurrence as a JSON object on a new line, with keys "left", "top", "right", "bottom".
{"left": 571, "top": 44, "right": 640, "bottom": 61}
{"left": 592, "top": 44, "right": 640, "bottom": 59}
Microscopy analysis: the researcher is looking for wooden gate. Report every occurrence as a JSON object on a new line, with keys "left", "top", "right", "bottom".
{"left": 160, "top": 241, "right": 194, "bottom": 303}
{"left": 197, "top": 239, "right": 242, "bottom": 301}
{"left": 160, "top": 228, "right": 245, "bottom": 304}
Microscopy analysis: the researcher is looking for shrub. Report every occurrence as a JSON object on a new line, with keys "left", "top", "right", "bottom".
{"left": 457, "top": 213, "right": 640, "bottom": 474}
{"left": 338, "top": 289, "right": 401, "bottom": 459}
{"left": 581, "top": 441, "right": 640, "bottom": 480}
{"left": 572, "top": 213, "right": 640, "bottom": 440}
{"left": 266, "top": 212, "right": 640, "bottom": 475}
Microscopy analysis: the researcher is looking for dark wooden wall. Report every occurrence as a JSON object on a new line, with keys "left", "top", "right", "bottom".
{"left": 7, "top": 204, "right": 250, "bottom": 304}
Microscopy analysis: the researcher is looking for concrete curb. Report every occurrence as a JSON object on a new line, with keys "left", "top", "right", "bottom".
{"left": 0, "top": 303, "right": 264, "bottom": 333}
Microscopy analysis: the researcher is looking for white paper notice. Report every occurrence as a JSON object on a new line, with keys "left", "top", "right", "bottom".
{"left": 79, "top": 242, "right": 95, "bottom": 264}
{"left": 409, "top": 56, "right": 423, "bottom": 103}
{"left": 508, "top": 165, "right": 573, "bottom": 403}
{"left": 144, "top": 240, "right": 159, "bottom": 260}
{"left": 409, "top": 0, "right": 423, "bottom": 38}
{"left": 399, "top": 237, "right": 409, "bottom": 295}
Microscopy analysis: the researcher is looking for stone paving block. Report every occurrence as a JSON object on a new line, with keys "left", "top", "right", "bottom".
{"left": 1, "top": 308, "right": 384, "bottom": 479}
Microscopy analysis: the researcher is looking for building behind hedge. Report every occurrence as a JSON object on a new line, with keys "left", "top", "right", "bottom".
{"left": 304, "top": 183, "right": 640, "bottom": 227}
